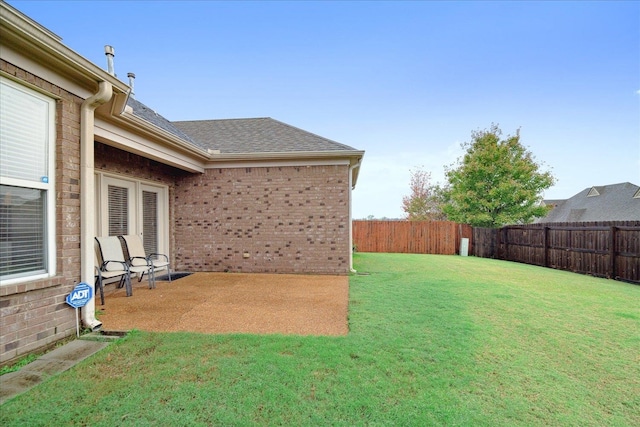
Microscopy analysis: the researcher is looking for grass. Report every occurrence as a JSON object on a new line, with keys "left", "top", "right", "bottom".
{"left": 0, "top": 335, "right": 78, "bottom": 376}
{"left": 1, "top": 253, "right": 638, "bottom": 426}
{"left": 0, "top": 353, "right": 39, "bottom": 376}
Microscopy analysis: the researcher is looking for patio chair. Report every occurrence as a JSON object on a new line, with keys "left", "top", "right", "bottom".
{"left": 119, "top": 235, "right": 171, "bottom": 289}
{"left": 94, "top": 236, "right": 132, "bottom": 304}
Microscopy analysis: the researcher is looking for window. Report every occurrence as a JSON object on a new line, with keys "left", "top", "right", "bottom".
{"left": 0, "top": 77, "right": 56, "bottom": 284}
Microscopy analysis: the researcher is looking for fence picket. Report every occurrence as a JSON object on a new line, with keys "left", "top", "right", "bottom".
{"left": 352, "top": 221, "right": 472, "bottom": 255}
{"left": 472, "top": 221, "right": 640, "bottom": 284}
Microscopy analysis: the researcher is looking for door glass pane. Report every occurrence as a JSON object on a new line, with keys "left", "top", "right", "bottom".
{"left": 108, "top": 185, "right": 128, "bottom": 236}
{"left": 142, "top": 190, "right": 158, "bottom": 255}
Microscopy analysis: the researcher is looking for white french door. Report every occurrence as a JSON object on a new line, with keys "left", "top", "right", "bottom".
{"left": 96, "top": 174, "right": 168, "bottom": 256}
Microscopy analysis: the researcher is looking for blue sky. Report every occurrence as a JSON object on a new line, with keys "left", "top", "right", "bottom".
{"left": 8, "top": 0, "right": 639, "bottom": 219}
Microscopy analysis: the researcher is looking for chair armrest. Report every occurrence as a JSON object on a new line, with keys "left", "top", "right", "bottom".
{"left": 101, "top": 260, "right": 129, "bottom": 272}
{"left": 148, "top": 253, "right": 169, "bottom": 262}
{"left": 129, "top": 256, "right": 152, "bottom": 266}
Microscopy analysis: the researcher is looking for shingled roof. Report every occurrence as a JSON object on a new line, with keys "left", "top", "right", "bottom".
{"left": 127, "top": 97, "right": 198, "bottom": 145}
{"left": 172, "top": 118, "right": 359, "bottom": 154}
{"left": 536, "top": 182, "right": 640, "bottom": 222}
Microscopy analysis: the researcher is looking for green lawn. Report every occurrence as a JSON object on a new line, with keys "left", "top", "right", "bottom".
{"left": 2, "top": 253, "right": 638, "bottom": 426}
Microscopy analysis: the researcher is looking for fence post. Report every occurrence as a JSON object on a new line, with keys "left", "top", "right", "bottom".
{"left": 543, "top": 226, "right": 549, "bottom": 268}
{"left": 610, "top": 226, "right": 617, "bottom": 279}
{"left": 501, "top": 227, "right": 508, "bottom": 260}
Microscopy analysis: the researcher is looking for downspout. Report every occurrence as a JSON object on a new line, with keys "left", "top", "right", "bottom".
{"left": 348, "top": 159, "right": 361, "bottom": 273}
{"left": 80, "top": 81, "right": 113, "bottom": 331}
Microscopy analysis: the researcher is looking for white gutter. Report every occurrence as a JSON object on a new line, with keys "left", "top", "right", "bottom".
{"left": 80, "top": 81, "right": 113, "bottom": 331}
{"left": 208, "top": 150, "right": 365, "bottom": 162}
{"left": 348, "top": 159, "right": 362, "bottom": 273}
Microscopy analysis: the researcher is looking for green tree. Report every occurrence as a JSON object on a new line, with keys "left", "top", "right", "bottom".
{"left": 443, "top": 124, "right": 555, "bottom": 227}
{"left": 402, "top": 167, "right": 448, "bottom": 221}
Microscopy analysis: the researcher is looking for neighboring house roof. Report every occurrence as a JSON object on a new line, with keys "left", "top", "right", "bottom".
{"left": 126, "top": 97, "right": 198, "bottom": 145}
{"left": 173, "top": 118, "right": 359, "bottom": 154}
{"left": 541, "top": 199, "right": 565, "bottom": 208}
{"left": 536, "top": 182, "right": 640, "bottom": 223}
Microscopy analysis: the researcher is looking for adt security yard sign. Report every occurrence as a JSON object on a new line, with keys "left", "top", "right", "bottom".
{"left": 66, "top": 282, "right": 93, "bottom": 308}
{"left": 66, "top": 282, "right": 93, "bottom": 336}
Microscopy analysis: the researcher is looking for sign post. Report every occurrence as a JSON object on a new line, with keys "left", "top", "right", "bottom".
{"left": 66, "top": 282, "right": 93, "bottom": 337}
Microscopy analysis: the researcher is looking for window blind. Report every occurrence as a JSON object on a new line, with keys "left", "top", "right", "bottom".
{"left": 0, "top": 185, "right": 46, "bottom": 276}
{"left": 0, "top": 80, "right": 49, "bottom": 183}
{"left": 108, "top": 185, "right": 129, "bottom": 236}
{"left": 142, "top": 190, "right": 158, "bottom": 255}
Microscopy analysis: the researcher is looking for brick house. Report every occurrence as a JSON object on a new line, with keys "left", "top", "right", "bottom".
{"left": 0, "top": 3, "right": 363, "bottom": 363}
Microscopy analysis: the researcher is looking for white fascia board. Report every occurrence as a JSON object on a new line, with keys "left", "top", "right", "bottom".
{"left": 94, "top": 118, "right": 206, "bottom": 173}
{"left": 207, "top": 150, "right": 364, "bottom": 164}
{"left": 1, "top": 3, "right": 128, "bottom": 96}
{"left": 0, "top": 43, "right": 93, "bottom": 98}
{"left": 207, "top": 158, "right": 352, "bottom": 169}
{"left": 206, "top": 150, "right": 365, "bottom": 186}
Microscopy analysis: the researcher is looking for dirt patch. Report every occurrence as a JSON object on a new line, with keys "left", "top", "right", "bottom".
{"left": 97, "top": 272, "right": 349, "bottom": 336}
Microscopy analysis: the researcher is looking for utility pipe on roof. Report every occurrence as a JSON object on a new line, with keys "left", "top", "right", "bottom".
{"left": 80, "top": 81, "right": 113, "bottom": 331}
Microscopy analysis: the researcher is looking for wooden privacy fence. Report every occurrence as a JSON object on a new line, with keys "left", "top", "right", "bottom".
{"left": 473, "top": 221, "right": 640, "bottom": 284}
{"left": 352, "top": 221, "right": 473, "bottom": 255}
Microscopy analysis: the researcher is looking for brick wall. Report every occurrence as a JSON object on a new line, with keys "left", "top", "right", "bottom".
{"left": 94, "top": 142, "right": 187, "bottom": 186}
{"left": 94, "top": 142, "right": 187, "bottom": 267}
{"left": 94, "top": 147, "right": 353, "bottom": 274}
{"left": 1, "top": 60, "right": 83, "bottom": 364}
{"left": 174, "top": 165, "right": 352, "bottom": 275}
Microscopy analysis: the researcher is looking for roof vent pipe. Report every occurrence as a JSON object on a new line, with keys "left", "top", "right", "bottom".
{"left": 127, "top": 72, "right": 135, "bottom": 98}
{"left": 104, "top": 45, "right": 115, "bottom": 75}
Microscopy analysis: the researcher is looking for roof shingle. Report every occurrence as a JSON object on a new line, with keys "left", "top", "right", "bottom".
{"left": 173, "top": 118, "right": 358, "bottom": 154}
{"left": 127, "top": 98, "right": 198, "bottom": 145}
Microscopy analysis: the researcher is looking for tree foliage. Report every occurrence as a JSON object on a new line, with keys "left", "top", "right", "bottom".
{"left": 443, "top": 124, "right": 555, "bottom": 228}
{"left": 402, "top": 167, "right": 447, "bottom": 221}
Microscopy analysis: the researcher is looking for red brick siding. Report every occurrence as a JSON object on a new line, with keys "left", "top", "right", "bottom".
{"left": 174, "top": 165, "right": 351, "bottom": 275}
{"left": 1, "top": 60, "right": 83, "bottom": 364}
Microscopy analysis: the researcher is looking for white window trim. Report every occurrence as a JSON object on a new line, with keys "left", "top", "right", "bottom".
{"left": 0, "top": 76, "right": 56, "bottom": 286}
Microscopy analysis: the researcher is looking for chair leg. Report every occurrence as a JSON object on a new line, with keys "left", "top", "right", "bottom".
{"left": 124, "top": 273, "right": 133, "bottom": 297}
{"left": 149, "top": 267, "right": 156, "bottom": 289}
{"left": 95, "top": 277, "right": 105, "bottom": 306}
{"left": 168, "top": 265, "right": 172, "bottom": 283}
